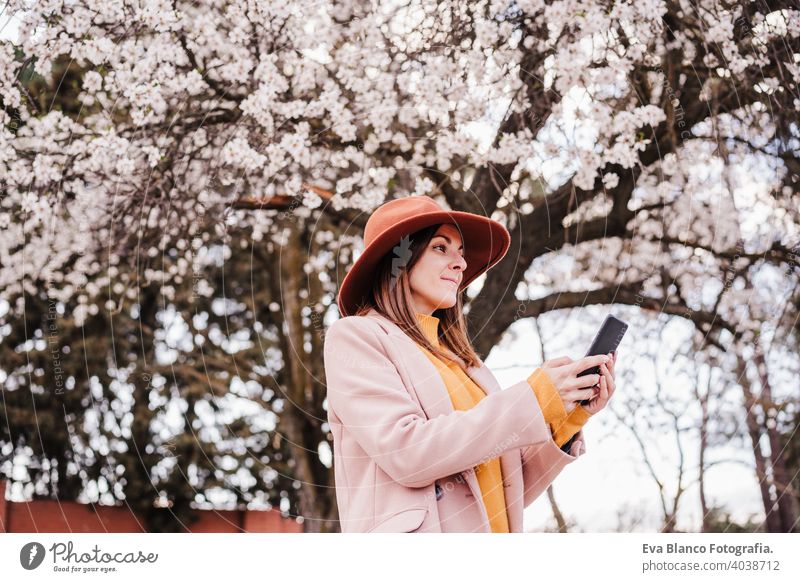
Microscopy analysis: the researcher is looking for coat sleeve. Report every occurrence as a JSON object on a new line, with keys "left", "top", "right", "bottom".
{"left": 520, "top": 428, "right": 586, "bottom": 508}
{"left": 527, "top": 369, "right": 592, "bottom": 448}
{"left": 323, "top": 317, "right": 556, "bottom": 489}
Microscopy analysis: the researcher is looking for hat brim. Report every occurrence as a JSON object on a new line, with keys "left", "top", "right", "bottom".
{"left": 336, "top": 210, "right": 510, "bottom": 317}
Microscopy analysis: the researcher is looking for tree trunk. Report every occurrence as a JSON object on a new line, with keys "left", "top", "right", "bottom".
{"left": 280, "top": 219, "right": 340, "bottom": 532}
{"left": 752, "top": 339, "right": 797, "bottom": 532}
{"left": 735, "top": 354, "right": 782, "bottom": 532}
{"left": 546, "top": 485, "right": 569, "bottom": 533}
{"left": 698, "top": 375, "right": 710, "bottom": 532}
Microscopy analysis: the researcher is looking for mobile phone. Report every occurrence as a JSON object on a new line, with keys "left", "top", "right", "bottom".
{"left": 577, "top": 314, "right": 628, "bottom": 405}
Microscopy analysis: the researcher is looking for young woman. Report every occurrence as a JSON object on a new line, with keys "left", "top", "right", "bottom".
{"left": 323, "top": 195, "right": 616, "bottom": 532}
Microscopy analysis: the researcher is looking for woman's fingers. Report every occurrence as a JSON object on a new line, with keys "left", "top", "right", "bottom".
{"left": 567, "top": 387, "right": 595, "bottom": 402}
{"left": 575, "top": 354, "right": 610, "bottom": 374}
{"left": 600, "top": 363, "right": 615, "bottom": 398}
{"left": 545, "top": 356, "right": 572, "bottom": 367}
{"left": 570, "top": 372, "right": 602, "bottom": 389}
{"left": 549, "top": 353, "right": 617, "bottom": 410}
{"left": 579, "top": 360, "right": 616, "bottom": 415}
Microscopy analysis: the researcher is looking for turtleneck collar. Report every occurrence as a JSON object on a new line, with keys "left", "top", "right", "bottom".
{"left": 415, "top": 312, "right": 440, "bottom": 347}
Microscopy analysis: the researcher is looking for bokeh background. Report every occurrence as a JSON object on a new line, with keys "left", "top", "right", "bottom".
{"left": 0, "top": 1, "right": 798, "bottom": 532}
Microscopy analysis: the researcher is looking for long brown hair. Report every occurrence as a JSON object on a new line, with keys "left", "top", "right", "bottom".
{"left": 353, "top": 223, "right": 482, "bottom": 370}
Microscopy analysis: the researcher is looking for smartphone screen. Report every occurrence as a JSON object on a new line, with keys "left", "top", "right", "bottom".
{"left": 577, "top": 314, "right": 628, "bottom": 405}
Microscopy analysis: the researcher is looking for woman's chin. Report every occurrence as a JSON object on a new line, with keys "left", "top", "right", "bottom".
{"left": 436, "top": 295, "right": 457, "bottom": 309}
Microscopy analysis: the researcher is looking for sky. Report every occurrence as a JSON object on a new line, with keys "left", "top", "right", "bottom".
{"left": 0, "top": 7, "right": 20, "bottom": 42}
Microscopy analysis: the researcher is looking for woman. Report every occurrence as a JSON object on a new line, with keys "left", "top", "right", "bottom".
{"left": 323, "top": 195, "right": 616, "bottom": 532}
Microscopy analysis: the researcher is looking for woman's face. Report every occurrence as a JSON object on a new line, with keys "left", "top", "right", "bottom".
{"left": 408, "top": 224, "right": 467, "bottom": 315}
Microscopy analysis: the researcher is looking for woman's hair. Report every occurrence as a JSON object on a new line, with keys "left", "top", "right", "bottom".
{"left": 353, "top": 223, "right": 482, "bottom": 370}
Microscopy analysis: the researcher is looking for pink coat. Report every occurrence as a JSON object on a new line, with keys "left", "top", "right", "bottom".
{"left": 323, "top": 308, "right": 586, "bottom": 533}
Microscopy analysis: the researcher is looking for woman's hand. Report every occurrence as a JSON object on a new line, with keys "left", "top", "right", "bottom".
{"left": 582, "top": 351, "right": 616, "bottom": 415}
{"left": 540, "top": 354, "right": 613, "bottom": 413}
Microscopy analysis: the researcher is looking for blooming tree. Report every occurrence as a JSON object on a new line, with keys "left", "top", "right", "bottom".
{"left": 1, "top": 0, "right": 798, "bottom": 531}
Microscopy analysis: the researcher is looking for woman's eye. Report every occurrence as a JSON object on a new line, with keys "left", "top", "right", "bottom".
{"left": 434, "top": 244, "right": 464, "bottom": 258}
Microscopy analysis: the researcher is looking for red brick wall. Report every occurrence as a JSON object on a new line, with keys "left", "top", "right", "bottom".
{"left": 0, "top": 480, "right": 301, "bottom": 533}
{"left": 0, "top": 479, "right": 7, "bottom": 533}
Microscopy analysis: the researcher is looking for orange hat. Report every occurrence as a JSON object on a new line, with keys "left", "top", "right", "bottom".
{"left": 336, "top": 195, "right": 511, "bottom": 317}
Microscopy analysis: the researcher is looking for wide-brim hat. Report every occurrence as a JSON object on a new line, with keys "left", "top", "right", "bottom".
{"left": 336, "top": 195, "right": 511, "bottom": 317}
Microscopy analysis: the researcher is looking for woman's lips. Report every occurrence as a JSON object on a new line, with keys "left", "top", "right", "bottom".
{"left": 442, "top": 278, "right": 459, "bottom": 287}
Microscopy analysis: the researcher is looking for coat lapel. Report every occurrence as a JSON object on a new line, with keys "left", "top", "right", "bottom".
{"left": 364, "top": 308, "right": 524, "bottom": 532}
{"left": 364, "top": 307, "right": 494, "bottom": 414}
{"left": 465, "top": 360, "right": 525, "bottom": 533}
{"left": 364, "top": 308, "right": 457, "bottom": 418}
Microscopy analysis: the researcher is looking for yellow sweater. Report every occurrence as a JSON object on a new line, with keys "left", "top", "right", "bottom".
{"left": 413, "top": 312, "right": 590, "bottom": 532}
